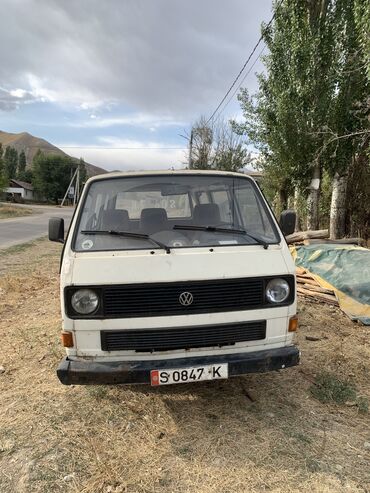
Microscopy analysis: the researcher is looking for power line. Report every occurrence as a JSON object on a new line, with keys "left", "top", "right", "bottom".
{"left": 206, "top": 0, "right": 282, "bottom": 124}
{"left": 212, "top": 45, "right": 266, "bottom": 125}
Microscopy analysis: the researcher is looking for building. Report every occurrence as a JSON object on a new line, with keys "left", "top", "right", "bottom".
{"left": 5, "top": 179, "right": 34, "bottom": 202}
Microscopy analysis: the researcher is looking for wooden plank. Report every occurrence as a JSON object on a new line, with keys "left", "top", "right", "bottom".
{"left": 306, "top": 237, "right": 366, "bottom": 246}
{"left": 301, "top": 283, "right": 335, "bottom": 295}
{"left": 286, "top": 229, "right": 328, "bottom": 244}
{"left": 296, "top": 273, "right": 315, "bottom": 280}
{"left": 297, "top": 286, "right": 338, "bottom": 305}
{"left": 297, "top": 277, "right": 318, "bottom": 286}
{"left": 295, "top": 267, "right": 306, "bottom": 275}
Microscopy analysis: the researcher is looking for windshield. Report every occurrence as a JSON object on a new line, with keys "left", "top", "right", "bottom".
{"left": 73, "top": 174, "right": 280, "bottom": 252}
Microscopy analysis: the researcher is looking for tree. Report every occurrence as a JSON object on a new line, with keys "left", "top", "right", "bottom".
{"left": 32, "top": 152, "right": 75, "bottom": 203}
{"left": 18, "top": 150, "right": 27, "bottom": 178}
{"left": 233, "top": 0, "right": 344, "bottom": 227}
{"left": 79, "top": 158, "right": 88, "bottom": 185}
{"left": 345, "top": 148, "right": 370, "bottom": 239}
{"left": 189, "top": 117, "right": 251, "bottom": 172}
{"left": 325, "top": 0, "right": 369, "bottom": 238}
{"left": 0, "top": 143, "right": 6, "bottom": 191}
{"left": 213, "top": 123, "right": 252, "bottom": 171}
{"left": 18, "top": 168, "right": 33, "bottom": 183}
{"left": 189, "top": 117, "right": 214, "bottom": 169}
{"left": 354, "top": 0, "right": 370, "bottom": 81}
{"left": 4, "top": 146, "right": 18, "bottom": 179}
{"left": 233, "top": 0, "right": 369, "bottom": 235}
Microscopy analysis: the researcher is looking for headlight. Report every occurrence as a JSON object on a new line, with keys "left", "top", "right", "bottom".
{"left": 71, "top": 289, "right": 99, "bottom": 314}
{"left": 266, "top": 278, "right": 290, "bottom": 303}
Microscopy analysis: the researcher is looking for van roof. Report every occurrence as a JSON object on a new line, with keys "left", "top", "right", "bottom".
{"left": 86, "top": 169, "right": 255, "bottom": 184}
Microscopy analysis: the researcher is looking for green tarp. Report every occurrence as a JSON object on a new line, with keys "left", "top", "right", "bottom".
{"left": 292, "top": 244, "right": 370, "bottom": 325}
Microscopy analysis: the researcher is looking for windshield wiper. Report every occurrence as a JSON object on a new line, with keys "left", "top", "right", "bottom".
{"left": 173, "top": 224, "right": 268, "bottom": 249}
{"left": 81, "top": 230, "right": 171, "bottom": 254}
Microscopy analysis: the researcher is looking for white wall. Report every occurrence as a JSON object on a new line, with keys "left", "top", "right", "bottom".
{"left": 5, "top": 187, "right": 34, "bottom": 200}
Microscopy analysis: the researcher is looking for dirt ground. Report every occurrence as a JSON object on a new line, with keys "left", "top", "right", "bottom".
{"left": 0, "top": 239, "right": 369, "bottom": 493}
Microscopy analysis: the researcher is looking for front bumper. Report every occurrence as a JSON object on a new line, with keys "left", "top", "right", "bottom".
{"left": 57, "top": 345, "right": 300, "bottom": 385}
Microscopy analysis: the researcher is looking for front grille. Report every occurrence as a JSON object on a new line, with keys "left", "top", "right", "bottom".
{"left": 65, "top": 276, "right": 294, "bottom": 319}
{"left": 101, "top": 320, "right": 266, "bottom": 352}
{"left": 103, "top": 277, "right": 265, "bottom": 318}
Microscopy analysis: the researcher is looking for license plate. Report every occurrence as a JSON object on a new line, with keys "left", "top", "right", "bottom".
{"left": 150, "top": 364, "right": 228, "bottom": 386}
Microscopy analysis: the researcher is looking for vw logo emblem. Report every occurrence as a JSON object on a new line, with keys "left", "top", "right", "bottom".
{"left": 179, "top": 291, "right": 194, "bottom": 306}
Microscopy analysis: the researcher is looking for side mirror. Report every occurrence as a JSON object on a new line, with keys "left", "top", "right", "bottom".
{"left": 49, "top": 217, "right": 65, "bottom": 243}
{"left": 279, "top": 209, "right": 296, "bottom": 236}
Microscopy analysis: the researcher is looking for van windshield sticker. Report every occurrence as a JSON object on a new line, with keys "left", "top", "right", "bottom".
{"left": 81, "top": 239, "right": 94, "bottom": 250}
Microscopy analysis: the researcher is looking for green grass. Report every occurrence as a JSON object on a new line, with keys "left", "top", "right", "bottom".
{"left": 311, "top": 372, "right": 356, "bottom": 404}
{"left": 311, "top": 372, "right": 368, "bottom": 412}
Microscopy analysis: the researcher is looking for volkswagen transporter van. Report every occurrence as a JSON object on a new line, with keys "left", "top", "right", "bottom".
{"left": 49, "top": 170, "right": 299, "bottom": 386}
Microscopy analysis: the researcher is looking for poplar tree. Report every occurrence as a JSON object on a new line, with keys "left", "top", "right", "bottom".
{"left": 325, "top": 0, "right": 369, "bottom": 238}
{"left": 233, "top": 0, "right": 369, "bottom": 236}
{"left": 233, "top": 0, "right": 340, "bottom": 227}
{"left": 18, "top": 150, "right": 27, "bottom": 177}
{"left": 0, "top": 143, "right": 6, "bottom": 191}
{"left": 4, "top": 146, "right": 18, "bottom": 179}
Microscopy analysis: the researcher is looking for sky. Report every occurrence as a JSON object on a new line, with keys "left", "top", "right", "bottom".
{"left": 0, "top": 0, "right": 273, "bottom": 171}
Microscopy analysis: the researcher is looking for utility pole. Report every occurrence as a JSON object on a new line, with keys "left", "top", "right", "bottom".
{"left": 73, "top": 166, "right": 80, "bottom": 206}
{"left": 61, "top": 167, "right": 78, "bottom": 207}
{"left": 76, "top": 166, "right": 80, "bottom": 202}
{"left": 188, "top": 129, "right": 194, "bottom": 169}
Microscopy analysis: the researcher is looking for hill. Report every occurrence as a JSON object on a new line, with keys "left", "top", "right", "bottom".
{"left": 0, "top": 130, "right": 106, "bottom": 177}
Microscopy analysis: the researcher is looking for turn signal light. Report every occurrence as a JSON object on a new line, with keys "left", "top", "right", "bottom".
{"left": 288, "top": 315, "right": 298, "bottom": 332}
{"left": 61, "top": 331, "right": 74, "bottom": 348}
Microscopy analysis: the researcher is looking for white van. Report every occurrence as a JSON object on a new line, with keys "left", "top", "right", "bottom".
{"left": 49, "top": 170, "right": 299, "bottom": 386}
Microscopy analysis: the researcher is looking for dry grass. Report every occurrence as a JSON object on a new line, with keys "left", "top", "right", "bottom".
{"left": 0, "top": 238, "right": 369, "bottom": 493}
{"left": 0, "top": 204, "right": 34, "bottom": 219}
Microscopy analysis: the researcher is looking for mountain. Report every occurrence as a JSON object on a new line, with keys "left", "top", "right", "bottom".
{"left": 0, "top": 130, "right": 106, "bottom": 177}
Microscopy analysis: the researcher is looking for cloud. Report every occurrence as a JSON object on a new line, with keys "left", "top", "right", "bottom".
{"left": 69, "top": 113, "right": 186, "bottom": 129}
{"left": 96, "top": 136, "right": 186, "bottom": 149}
{"left": 0, "top": 87, "right": 36, "bottom": 111}
{"left": 9, "top": 89, "right": 28, "bottom": 98}
{"left": 0, "top": 0, "right": 272, "bottom": 117}
{"left": 25, "top": 74, "right": 58, "bottom": 103}
{"left": 59, "top": 138, "right": 187, "bottom": 171}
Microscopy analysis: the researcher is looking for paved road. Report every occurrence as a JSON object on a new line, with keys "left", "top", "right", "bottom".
{"left": 0, "top": 203, "right": 74, "bottom": 249}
